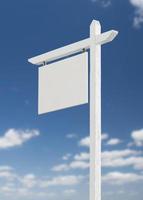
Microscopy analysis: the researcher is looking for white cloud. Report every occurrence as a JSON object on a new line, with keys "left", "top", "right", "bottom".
{"left": 20, "top": 174, "right": 37, "bottom": 188}
{"left": 0, "top": 166, "right": 85, "bottom": 199}
{"left": 0, "top": 185, "right": 18, "bottom": 195}
{"left": 70, "top": 161, "right": 89, "bottom": 169}
{"left": 79, "top": 136, "right": 90, "bottom": 147}
{"left": 52, "top": 151, "right": 90, "bottom": 172}
{"left": 0, "top": 171, "right": 15, "bottom": 180}
{"left": 52, "top": 152, "right": 89, "bottom": 172}
{"left": 0, "top": 165, "right": 16, "bottom": 180}
{"left": 91, "top": 0, "right": 112, "bottom": 7}
{"left": 131, "top": 129, "right": 143, "bottom": 146}
{"left": 102, "top": 171, "right": 143, "bottom": 184}
{"left": 66, "top": 134, "right": 77, "bottom": 139}
{"left": 102, "top": 155, "right": 143, "bottom": 169}
{"left": 0, "top": 166, "right": 84, "bottom": 198}
{"left": 101, "top": 133, "right": 109, "bottom": 140}
{"left": 52, "top": 164, "right": 69, "bottom": 172}
{"left": 130, "top": 0, "right": 143, "bottom": 28}
{"left": 63, "top": 189, "right": 76, "bottom": 196}
{"left": 74, "top": 152, "right": 89, "bottom": 161}
{"left": 52, "top": 149, "right": 143, "bottom": 172}
{"left": 102, "top": 149, "right": 143, "bottom": 169}
{"left": 126, "top": 157, "right": 143, "bottom": 169}
{"left": 0, "top": 129, "right": 40, "bottom": 149}
{"left": 0, "top": 184, "right": 57, "bottom": 198}
{"left": 36, "top": 192, "right": 56, "bottom": 198}
{"left": 106, "top": 138, "right": 122, "bottom": 145}
{"left": 102, "top": 149, "right": 140, "bottom": 160}
{"left": 40, "top": 175, "right": 84, "bottom": 188}
{"left": 62, "top": 153, "right": 72, "bottom": 160}
{"left": 0, "top": 166, "right": 13, "bottom": 171}
{"left": 52, "top": 160, "right": 89, "bottom": 172}
{"left": 79, "top": 133, "right": 109, "bottom": 147}
{"left": 74, "top": 149, "right": 143, "bottom": 170}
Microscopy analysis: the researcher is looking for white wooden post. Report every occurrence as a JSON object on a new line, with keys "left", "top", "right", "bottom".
{"left": 28, "top": 19, "right": 118, "bottom": 200}
{"left": 90, "top": 20, "right": 101, "bottom": 200}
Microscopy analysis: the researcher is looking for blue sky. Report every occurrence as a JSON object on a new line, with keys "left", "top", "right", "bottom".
{"left": 0, "top": 0, "right": 143, "bottom": 199}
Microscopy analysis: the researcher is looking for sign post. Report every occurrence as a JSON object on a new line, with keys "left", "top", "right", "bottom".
{"left": 90, "top": 20, "right": 101, "bottom": 200}
{"left": 28, "top": 20, "right": 118, "bottom": 200}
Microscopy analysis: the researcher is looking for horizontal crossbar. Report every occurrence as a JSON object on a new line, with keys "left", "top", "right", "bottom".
{"left": 28, "top": 30, "right": 118, "bottom": 65}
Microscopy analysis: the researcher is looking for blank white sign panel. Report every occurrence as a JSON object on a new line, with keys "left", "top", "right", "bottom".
{"left": 38, "top": 52, "right": 88, "bottom": 114}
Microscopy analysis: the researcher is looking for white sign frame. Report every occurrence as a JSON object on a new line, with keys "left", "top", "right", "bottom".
{"left": 38, "top": 52, "right": 88, "bottom": 114}
{"left": 28, "top": 20, "right": 118, "bottom": 200}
